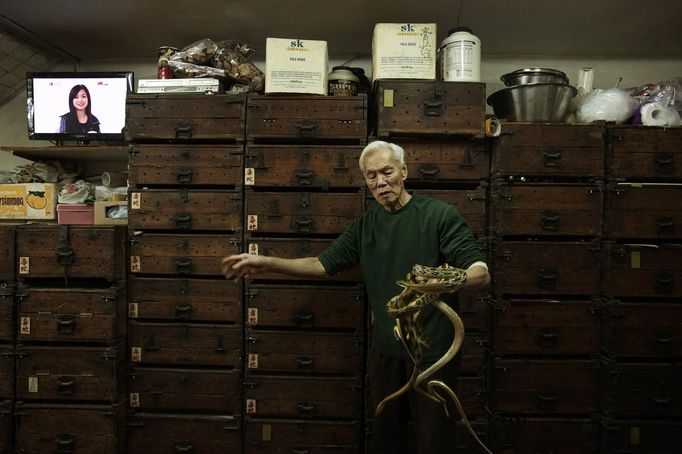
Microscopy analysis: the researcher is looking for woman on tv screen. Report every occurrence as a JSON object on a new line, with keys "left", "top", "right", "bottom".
{"left": 58, "top": 84, "right": 101, "bottom": 133}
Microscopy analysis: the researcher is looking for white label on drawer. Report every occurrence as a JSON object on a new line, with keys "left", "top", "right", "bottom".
{"left": 130, "top": 256, "right": 141, "bottom": 272}
{"left": 130, "top": 192, "right": 141, "bottom": 209}
{"left": 246, "top": 398, "right": 257, "bottom": 414}
{"left": 247, "top": 307, "right": 258, "bottom": 325}
{"left": 247, "top": 214, "right": 258, "bottom": 231}
{"left": 245, "top": 168, "right": 255, "bottom": 185}
{"left": 28, "top": 376, "right": 38, "bottom": 393}
{"left": 18, "top": 257, "right": 29, "bottom": 274}
{"left": 131, "top": 347, "right": 142, "bottom": 362}
{"left": 20, "top": 316, "right": 30, "bottom": 335}
{"left": 248, "top": 243, "right": 259, "bottom": 255}
{"left": 247, "top": 353, "right": 259, "bottom": 369}
{"left": 128, "top": 303, "right": 139, "bottom": 318}
{"left": 130, "top": 392, "right": 140, "bottom": 407}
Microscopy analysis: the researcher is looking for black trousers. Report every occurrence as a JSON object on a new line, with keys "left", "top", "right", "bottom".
{"left": 367, "top": 345, "right": 462, "bottom": 454}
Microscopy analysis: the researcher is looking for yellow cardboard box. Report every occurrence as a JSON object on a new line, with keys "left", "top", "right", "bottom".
{"left": 0, "top": 183, "right": 57, "bottom": 219}
{"left": 94, "top": 200, "right": 127, "bottom": 225}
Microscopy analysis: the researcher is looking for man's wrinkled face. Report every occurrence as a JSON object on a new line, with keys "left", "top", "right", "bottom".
{"left": 362, "top": 147, "right": 408, "bottom": 210}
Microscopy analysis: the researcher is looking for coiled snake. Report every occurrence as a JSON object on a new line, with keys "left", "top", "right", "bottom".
{"left": 376, "top": 263, "right": 492, "bottom": 454}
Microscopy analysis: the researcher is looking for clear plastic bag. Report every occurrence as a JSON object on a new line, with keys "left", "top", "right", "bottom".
{"left": 169, "top": 38, "right": 218, "bottom": 65}
{"left": 576, "top": 88, "right": 640, "bottom": 124}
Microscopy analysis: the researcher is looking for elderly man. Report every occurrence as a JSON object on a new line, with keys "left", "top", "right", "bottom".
{"left": 222, "top": 140, "right": 489, "bottom": 454}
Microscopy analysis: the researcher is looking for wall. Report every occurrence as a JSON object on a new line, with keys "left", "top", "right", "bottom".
{"left": 1, "top": 55, "right": 681, "bottom": 171}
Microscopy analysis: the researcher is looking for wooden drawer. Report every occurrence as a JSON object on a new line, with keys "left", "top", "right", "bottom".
{"left": 16, "top": 225, "right": 125, "bottom": 281}
{"left": 245, "top": 237, "right": 362, "bottom": 281}
{"left": 460, "top": 332, "right": 487, "bottom": 375}
{"left": 245, "top": 283, "right": 363, "bottom": 331}
{"left": 600, "top": 418, "right": 682, "bottom": 453}
{"left": 0, "top": 346, "right": 12, "bottom": 399}
{"left": 15, "top": 403, "right": 124, "bottom": 454}
{"left": 492, "top": 240, "right": 601, "bottom": 296}
{"left": 127, "top": 413, "right": 240, "bottom": 454}
{"left": 603, "top": 242, "right": 682, "bottom": 297}
{"left": 491, "top": 298, "right": 601, "bottom": 356}
{"left": 128, "top": 276, "right": 240, "bottom": 323}
{"left": 15, "top": 344, "right": 124, "bottom": 402}
{"left": 489, "top": 358, "right": 600, "bottom": 414}
{"left": 608, "top": 125, "right": 682, "bottom": 180}
{"left": 457, "top": 375, "right": 486, "bottom": 417}
{"left": 492, "top": 123, "right": 604, "bottom": 178}
{"left": 0, "top": 401, "right": 11, "bottom": 454}
{"left": 459, "top": 289, "right": 489, "bottom": 332}
{"left": 489, "top": 415, "right": 599, "bottom": 453}
{"left": 605, "top": 183, "right": 682, "bottom": 239}
{"left": 129, "top": 144, "right": 243, "bottom": 187}
{"left": 129, "top": 233, "right": 240, "bottom": 277}
{"left": 126, "top": 93, "right": 245, "bottom": 142}
{"left": 128, "top": 366, "right": 241, "bottom": 413}
{"left": 17, "top": 286, "right": 123, "bottom": 343}
{"left": 374, "top": 80, "right": 485, "bottom": 137}
{"left": 129, "top": 321, "right": 240, "bottom": 367}
{"left": 246, "top": 191, "right": 363, "bottom": 235}
{"left": 602, "top": 360, "right": 682, "bottom": 418}
{"left": 245, "top": 144, "right": 364, "bottom": 189}
{"left": 246, "top": 94, "right": 367, "bottom": 142}
{"left": 0, "top": 226, "right": 14, "bottom": 283}
{"left": 245, "top": 418, "right": 359, "bottom": 453}
{"left": 244, "top": 375, "right": 362, "bottom": 419}
{"left": 0, "top": 286, "right": 13, "bottom": 343}
{"left": 402, "top": 139, "right": 489, "bottom": 183}
{"left": 602, "top": 300, "right": 682, "bottom": 358}
{"left": 246, "top": 329, "right": 363, "bottom": 375}
{"left": 491, "top": 181, "right": 603, "bottom": 237}
{"left": 128, "top": 189, "right": 242, "bottom": 231}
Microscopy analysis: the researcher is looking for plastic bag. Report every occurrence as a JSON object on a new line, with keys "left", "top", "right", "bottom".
{"left": 576, "top": 88, "right": 640, "bottom": 124}
{"left": 169, "top": 38, "right": 218, "bottom": 65}
{"left": 58, "top": 180, "right": 94, "bottom": 204}
{"left": 167, "top": 60, "right": 227, "bottom": 78}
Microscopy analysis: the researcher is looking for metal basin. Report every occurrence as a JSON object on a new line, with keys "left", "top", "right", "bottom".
{"left": 487, "top": 82, "right": 577, "bottom": 123}
{"left": 501, "top": 67, "right": 569, "bottom": 86}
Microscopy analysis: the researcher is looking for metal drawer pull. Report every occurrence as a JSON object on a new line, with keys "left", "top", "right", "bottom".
{"left": 540, "top": 212, "right": 560, "bottom": 231}
{"left": 175, "top": 258, "right": 193, "bottom": 274}
{"left": 174, "top": 213, "right": 192, "bottom": 230}
{"left": 298, "top": 402, "right": 315, "bottom": 417}
{"left": 654, "top": 153, "right": 674, "bottom": 173}
{"left": 173, "top": 442, "right": 194, "bottom": 453}
{"left": 295, "top": 169, "right": 314, "bottom": 185}
{"left": 174, "top": 124, "right": 192, "bottom": 139}
{"left": 655, "top": 272, "right": 674, "bottom": 293}
{"left": 174, "top": 303, "right": 193, "bottom": 319}
{"left": 296, "top": 357, "right": 313, "bottom": 370}
{"left": 293, "top": 218, "right": 313, "bottom": 233}
{"left": 537, "top": 269, "right": 559, "bottom": 288}
{"left": 418, "top": 166, "right": 440, "bottom": 182}
{"left": 56, "top": 376, "right": 75, "bottom": 395}
{"left": 56, "top": 315, "right": 76, "bottom": 334}
{"left": 293, "top": 311, "right": 314, "bottom": 328}
{"left": 176, "top": 168, "right": 193, "bottom": 183}
{"left": 656, "top": 217, "right": 674, "bottom": 235}
{"left": 55, "top": 433, "right": 75, "bottom": 453}
{"left": 542, "top": 150, "right": 562, "bottom": 167}
{"left": 536, "top": 329, "right": 559, "bottom": 346}
{"left": 423, "top": 99, "right": 443, "bottom": 116}
{"left": 294, "top": 120, "right": 318, "bottom": 138}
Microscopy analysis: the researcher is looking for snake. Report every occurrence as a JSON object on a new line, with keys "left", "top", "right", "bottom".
{"left": 375, "top": 263, "right": 493, "bottom": 454}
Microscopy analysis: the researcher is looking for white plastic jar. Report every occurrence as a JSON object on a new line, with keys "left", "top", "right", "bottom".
{"left": 440, "top": 26, "right": 481, "bottom": 82}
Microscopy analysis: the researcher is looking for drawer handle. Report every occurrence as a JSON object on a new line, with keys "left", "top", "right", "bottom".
{"left": 656, "top": 217, "right": 674, "bottom": 235}
{"left": 176, "top": 168, "right": 193, "bottom": 184}
{"left": 655, "top": 272, "right": 674, "bottom": 294}
{"left": 174, "top": 303, "right": 193, "bottom": 320}
{"left": 175, "top": 258, "right": 193, "bottom": 274}
{"left": 653, "top": 397, "right": 671, "bottom": 406}
{"left": 296, "top": 357, "right": 313, "bottom": 370}
{"left": 654, "top": 153, "right": 674, "bottom": 173}
{"left": 418, "top": 166, "right": 440, "bottom": 182}
{"left": 55, "top": 433, "right": 75, "bottom": 453}
{"left": 295, "top": 169, "right": 314, "bottom": 185}
{"left": 655, "top": 335, "right": 672, "bottom": 345}
{"left": 540, "top": 212, "right": 560, "bottom": 231}
{"left": 536, "top": 329, "right": 559, "bottom": 347}
{"left": 174, "top": 442, "right": 194, "bottom": 453}
{"left": 174, "top": 124, "right": 192, "bottom": 139}
{"left": 295, "top": 120, "right": 318, "bottom": 138}
{"left": 298, "top": 402, "right": 315, "bottom": 417}
{"left": 423, "top": 99, "right": 443, "bottom": 116}
{"left": 293, "top": 310, "right": 314, "bottom": 328}
{"left": 55, "top": 246, "right": 75, "bottom": 266}
{"left": 293, "top": 218, "right": 313, "bottom": 233}
{"left": 537, "top": 269, "right": 559, "bottom": 289}
{"left": 542, "top": 150, "right": 562, "bottom": 167}
{"left": 56, "top": 376, "right": 75, "bottom": 395}
{"left": 292, "top": 450, "right": 310, "bottom": 454}
{"left": 56, "top": 315, "right": 76, "bottom": 334}
{"left": 537, "top": 391, "right": 557, "bottom": 411}
{"left": 174, "top": 213, "right": 192, "bottom": 230}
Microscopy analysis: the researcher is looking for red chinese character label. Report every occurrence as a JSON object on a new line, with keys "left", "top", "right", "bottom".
{"left": 248, "top": 243, "right": 259, "bottom": 255}
{"left": 128, "top": 303, "right": 139, "bottom": 318}
{"left": 130, "top": 393, "right": 140, "bottom": 407}
{"left": 246, "top": 398, "right": 257, "bottom": 414}
{"left": 130, "top": 192, "right": 141, "bottom": 209}
{"left": 131, "top": 347, "right": 142, "bottom": 362}
{"left": 130, "top": 256, "right": 141, "bottom": 272}
{"left": 18, "top": 257, "right": 29, "bottom": 274}
{"left": 247, "top": 308, "right": 258, "bottom": 325}
{"left": 20, "top": 316, "right": 31, "bottom": 335}
{"left": 245, "top": 168, "right": 256, "bottom": 185}
{"left": 247, "top": 353, "right": 259, "bottom": 369}
{"left": 247, "top": 215, "right": 258, "bottom": 231}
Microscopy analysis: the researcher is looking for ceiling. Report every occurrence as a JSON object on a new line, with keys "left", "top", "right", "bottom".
{"left": 1, "top": 0, "right": 681, "bottom": 62}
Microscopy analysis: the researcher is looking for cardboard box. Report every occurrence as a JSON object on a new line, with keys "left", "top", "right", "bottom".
{"left": 372, "top": 23, "right": 437, "bottom": 81}
{"left": 94, "top": 201, "right": 127, "bottom": 225}
{"left": 57, "top": 203, "right": 94, "bottom": 225}
{"left": 265, "top": 37, "right": 328, "bottom": 95}
{"left": 0, "top": 183, "right": 57, "bottom": 220}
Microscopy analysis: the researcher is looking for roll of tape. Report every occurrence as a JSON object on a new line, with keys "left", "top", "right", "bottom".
{"left": 485, "top": 117, "right": 502, "bottom": 137}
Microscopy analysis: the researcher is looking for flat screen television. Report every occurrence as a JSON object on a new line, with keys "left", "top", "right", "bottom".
{"left": 26, "top": 71, "right": 134, "bottom": 143}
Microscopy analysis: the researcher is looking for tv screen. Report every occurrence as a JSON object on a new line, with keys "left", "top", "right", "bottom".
{"left": 27, "top": 71, "right": 134, "bottom": 143}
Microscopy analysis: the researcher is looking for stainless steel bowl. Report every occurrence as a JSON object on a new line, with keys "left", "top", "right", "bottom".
{"left": 487, "top": 82, "right": 577, "bottom": 123}
{"left": 501, "top": 67, "right": 569, "bottom": 86}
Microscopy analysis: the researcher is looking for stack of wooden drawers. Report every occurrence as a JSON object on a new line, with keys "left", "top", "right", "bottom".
{"left": 600, "top": 125, "right": 682, "bottom": 453}
{"left": 125, "top": 94, "right": 245, "bottom": 452}
{"left": 0, "top": 226, "right": 15, "bottom": 454}
{"left": 371, "top": 80, "right": 490, "bottom": 451}
{"left": 13, "top": 224, "right": 127, "bottom": 453}
{"left": 242, "top": 94, "right": 368, "bottom": 453}
{"left": 487, "top": 123, "right": 605, "bottom": 452}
